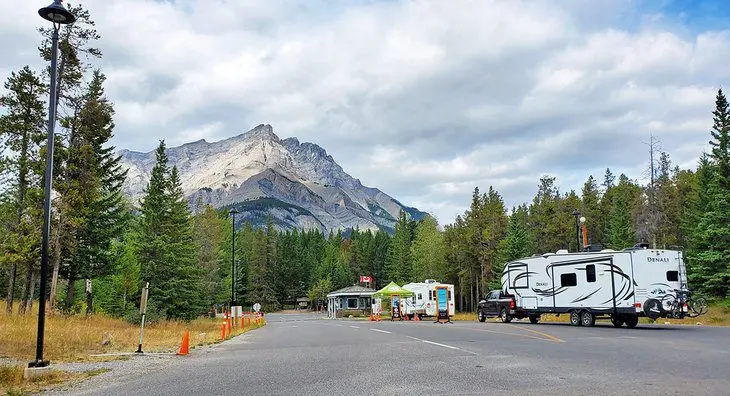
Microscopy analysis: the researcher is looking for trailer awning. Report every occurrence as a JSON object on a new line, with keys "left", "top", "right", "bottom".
{"left": 373, "top": 282, "right": 415, "bottom": 298}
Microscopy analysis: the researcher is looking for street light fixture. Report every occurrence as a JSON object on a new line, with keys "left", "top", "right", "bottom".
{"left": 229, "top": 209, "right": 239, "bottom": 312}
{"left": 31, "top": 0, "right": 75, "bottom": 369}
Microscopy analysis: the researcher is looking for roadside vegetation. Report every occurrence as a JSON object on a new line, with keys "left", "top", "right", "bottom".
{"left": 0, "top": 364, "right": 108, "bottom": 396}
{"left": 0, "top": 308, "right": 265, "bottom": 363}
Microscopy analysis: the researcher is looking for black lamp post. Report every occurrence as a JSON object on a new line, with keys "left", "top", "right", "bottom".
{"left": 31, "top": 0, "right": 75, "bottom": 369}
{"left": 229, "top": 209, "right": 239, "bottom": 311}
{"left": 571, "top": 209, "right": 581, "bottom": 253}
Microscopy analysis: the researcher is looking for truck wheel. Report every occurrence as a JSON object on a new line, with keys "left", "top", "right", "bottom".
{"left": 611, "top": 315, "right": 624, "bottom": 327}
{"left": 500, "top": 308, "right": 512, "bottom": 323}
{"left": 624, "top": 315, "right": 639, "bottom": 328}
{"left": 478, "top": 310, "right": 486, "bottom": 322}
{"left": 580, "top": 311, "right": 596, "bottom": 327}
{"left": 529, "top": 315, "right": 540, "bottom": 324}
{"left": 569, "top": 310, "right": 581, "bottom": 326}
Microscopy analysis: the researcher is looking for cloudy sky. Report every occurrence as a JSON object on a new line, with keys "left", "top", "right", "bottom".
{"left": 3, "top": 0, "right": 730, "bottom": 224}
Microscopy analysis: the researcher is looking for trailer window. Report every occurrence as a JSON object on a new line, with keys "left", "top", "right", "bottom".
{"left": 417, "top": 293, "right": 422, "bottom": 300}
{"left": 666, "top": 271, "right": 679, "bottom": 282}
{"left": 560, "top": 273, "right": 577, "bottom": 287}
{"left": 586, "top": 265, "right": 596, "bottom": 283}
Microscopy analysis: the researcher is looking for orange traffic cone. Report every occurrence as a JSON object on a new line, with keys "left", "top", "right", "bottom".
{"left": 414, "top": 314, "right": 420, "bottom": 321}
{"left": 221, "top": 323, "right": 226, "bottom": 339}
{"left": 376, "top": 313, "right": 381, "bottom": 322}
{"left": 369, "top": 313, "right": 374, "bottom": 321}
{"left": 177, "top": 330, "right": 190, "bottom": 355}
{"left": 227, "top": 318, "right": 232, "bottom": 335}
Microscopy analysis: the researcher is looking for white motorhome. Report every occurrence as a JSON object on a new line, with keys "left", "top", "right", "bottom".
{"left": 402, "top": 280, "right": 455, "bottom": 319}
{"left": 496, "top": 244, "right": 688, "bottom": 328}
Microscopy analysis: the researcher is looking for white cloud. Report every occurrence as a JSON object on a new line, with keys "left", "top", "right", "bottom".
{"left": 1, "top": 0, "right": 729, "bottom": 225}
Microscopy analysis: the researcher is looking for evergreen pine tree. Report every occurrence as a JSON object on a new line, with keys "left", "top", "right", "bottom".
{"left": 0, "top": 67, "right": 46, "bottom": 313}
{"left": 410, "top": 215, "right": 447, "bottom": 282}
{"left": 386, "top": 211, "right": 412, "bottom": 283}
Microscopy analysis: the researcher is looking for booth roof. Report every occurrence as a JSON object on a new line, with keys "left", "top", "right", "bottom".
{"left": 327, "top": 285, "right": 376, "bottom": 297}
{"left": 373, "top": 282, "right": 415, "bottom": 298}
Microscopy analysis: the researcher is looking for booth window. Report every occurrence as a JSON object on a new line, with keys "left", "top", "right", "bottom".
{"left": 561, "top": 273, "right": 577, "bottom": 287}
{"left": 347, "top": 298, "right": 358, "bottom": 309}
{"left": 586, "top": 265, "right": 596, "bottom": 283}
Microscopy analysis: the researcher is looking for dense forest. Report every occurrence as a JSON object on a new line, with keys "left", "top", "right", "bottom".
{"left": 2, "top": 5, "right": 729, "bottom": 321}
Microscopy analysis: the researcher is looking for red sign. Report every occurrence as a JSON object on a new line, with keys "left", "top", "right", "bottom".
{"left": 360, "top": 275, "right": 373, "bottom": 283}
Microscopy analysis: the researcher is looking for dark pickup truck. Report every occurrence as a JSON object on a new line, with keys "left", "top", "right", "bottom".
{"left": 477, "top": 290, "right": 540, "bottom": 324}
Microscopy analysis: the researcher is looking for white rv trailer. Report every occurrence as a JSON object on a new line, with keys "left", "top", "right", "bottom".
{"left": 402, "top": 280, "right": 455, "bottom": 318}
{"left": 499, "top": 245, "right": 688, "bottom": 327}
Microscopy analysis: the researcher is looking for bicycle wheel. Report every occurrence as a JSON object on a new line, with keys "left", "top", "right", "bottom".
{"left": 689, "top": 295, "right": 708, "bottom": 316}
{"left": 660, "top": 294, "right": 676, "bottom": 313}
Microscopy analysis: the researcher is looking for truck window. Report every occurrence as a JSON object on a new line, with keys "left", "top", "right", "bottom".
{"left": 561, "top": 273, "right": 577, "bottom": 287}
{"left": 586, "top": 265, "right": 596, "bottom": 283}
{"left": 667, "top": 270, "right": 679, "bottom": 282}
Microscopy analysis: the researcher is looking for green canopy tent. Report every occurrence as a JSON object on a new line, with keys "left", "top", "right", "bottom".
{"left": 373, "top": 282, "right": 415, "bottom": 298}
{"left": 373, "top": 282, "right": 414, "bottom": 320}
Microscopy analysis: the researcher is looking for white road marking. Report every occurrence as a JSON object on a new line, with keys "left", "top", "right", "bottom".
{"left": 349, "top": 325, "right": 360, "bottom": 329}
{"left": 406, "top": 335, "right": 476, "bottom": 355}
{"left": 421, "top": 340, "right": 461, "bottom": 350}
{"left": 370, "top": 329, "right": 392, "bottom": 334}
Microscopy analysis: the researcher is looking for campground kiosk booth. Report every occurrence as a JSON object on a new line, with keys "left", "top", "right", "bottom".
{"left": 327, "top": 285, "right": 376, "bottom": 318}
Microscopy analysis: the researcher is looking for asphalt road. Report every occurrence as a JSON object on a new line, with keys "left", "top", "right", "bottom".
{"left": 56, "top": 312, "right": 730, "bottom": 395}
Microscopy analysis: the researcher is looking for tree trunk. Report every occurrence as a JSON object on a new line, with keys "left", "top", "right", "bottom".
{"left": 49, "top": 217, "right": 63, "bottom": 309}
{"left": 66, "top": 275, "right": 76, "bottom": 311}
{"left": 5, "top": 264, "right": 17, "bottom": 314}
{"left": 19, "top": 264, "right": 33, "bottom": 314}
{"left": 25, "top": 271, "right": 36, "bottom": 314}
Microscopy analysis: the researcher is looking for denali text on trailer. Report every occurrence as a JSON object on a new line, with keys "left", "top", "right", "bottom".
{"left": 490, "top": 244, "right": 693, "bottom": 328}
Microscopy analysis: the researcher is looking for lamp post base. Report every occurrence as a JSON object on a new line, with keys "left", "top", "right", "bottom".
{"left": 24, "top": 364, "right": 52, "bottom": 380}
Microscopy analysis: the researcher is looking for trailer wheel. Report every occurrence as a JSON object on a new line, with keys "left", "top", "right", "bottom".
{"left": 624, "top": 315, "right": 639, "bottom": 328}
{"left": 611, "top": 315, "right": 624, "bottom": 327}
{"left": 500, "top": 308, "right": 512, "bottom": 323}
{"left": 529, "top": 315, "right": 540, "bottom": 324}
{"left": 569, "top": 310, "right": 581, "bottom": 326}
{"left": 478, "top": 310, "right": 486, "bottom": 322}
{"left": 580, "top": 311, "right": 596, "bottom": 327}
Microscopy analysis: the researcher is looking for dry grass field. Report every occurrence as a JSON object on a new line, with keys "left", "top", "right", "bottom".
{"left": 0, "top": 306, "right": 265, "bottom": 394}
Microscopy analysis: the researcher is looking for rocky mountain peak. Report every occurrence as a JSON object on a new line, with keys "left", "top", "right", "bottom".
{"left": 244, "top": 124, "right": 278, "bottom": 141}
{"left": 118, "top": 124, "right": 425, "bottom": 234}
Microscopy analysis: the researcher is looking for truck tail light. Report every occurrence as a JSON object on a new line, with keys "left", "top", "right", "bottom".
{"left": 509, "top": 299, "right": 515, "bottom": 309}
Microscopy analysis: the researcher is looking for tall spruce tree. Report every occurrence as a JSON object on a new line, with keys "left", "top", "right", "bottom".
{"left": 496, "top": 205, "right": 533, "bottom": 287}
{"left": 386, "top": 211, "right": 412, "bottom": 283}
{"left": 410, "top": 215, "right": 447, "bottom": 282}
{"left": 687, "top": 89, "right": 730, "bottom": 297}
{"left": 60, "top": 71, "right": 129, "bottom": 311}
{"left": 0, "top": 66, "right": 46, "bottom": 314}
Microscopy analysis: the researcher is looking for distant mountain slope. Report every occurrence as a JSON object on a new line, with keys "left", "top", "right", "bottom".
{"left": 118, "top": 124, "right": 426, "bottom": 233}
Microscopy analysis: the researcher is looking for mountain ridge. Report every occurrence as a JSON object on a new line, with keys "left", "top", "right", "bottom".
{"left": 118, "top": 124, "right": 426, "bottom": 233}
